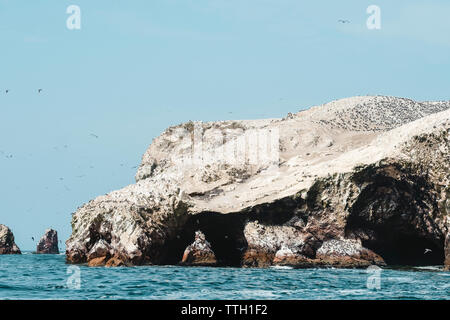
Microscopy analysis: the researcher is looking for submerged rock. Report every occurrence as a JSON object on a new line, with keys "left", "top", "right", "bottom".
{"left": 181, "top": 231, "right": 217, "bottom": 266}
{"left": 36, "top": 229, "right": 59, "bottom": 254}
{"left": 66, "top": 96, "right": 450, "bottom": 268}
{"left": 0, "top": 224, "right": 21, "bottom": 254}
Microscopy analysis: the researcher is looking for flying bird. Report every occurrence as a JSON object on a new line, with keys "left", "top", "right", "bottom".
{"left": 31, "top": 237, "right": 34, "bottom": 241}
{"left": 38, "top": 89, "right": 43, "bottom": 93}
{"left": 424, "top": 248, "right": 432, "bottom": 254}
{"left": 90, "top": 133, "right": 99, "bottom": 139}
{"left": 5, "top": 89, "right": 9, "bottom": 94}
{"left": 338, "top": 19, "right": 350, "bottom": 24}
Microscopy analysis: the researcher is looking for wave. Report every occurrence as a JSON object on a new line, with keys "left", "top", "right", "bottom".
{"left": 270, "top": 265, "right": 294, "bottom": 270}
{"left": 413, "top": 266, "right": 443, "bottom": 271}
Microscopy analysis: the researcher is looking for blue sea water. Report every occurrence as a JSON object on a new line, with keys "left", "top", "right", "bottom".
{"left": 0, "top": 253, "right": 448, "bottom": 300}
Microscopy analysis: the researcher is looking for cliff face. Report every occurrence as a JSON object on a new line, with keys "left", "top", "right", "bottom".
{"left": 0, "top": 224, "right": 21, "bottom": 254}
{"left": 66, "top": 96, "right": 450, "bottom": 268}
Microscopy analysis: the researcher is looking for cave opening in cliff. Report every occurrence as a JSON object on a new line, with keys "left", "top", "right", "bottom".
{"left": 347, "top": 167, "right": 445, "bottom": 266}
{"left": 160, "top": 211, "right": 248, "bottom": 267}
{"left": 193, "top": 212, "right": 248, "bottom": 267}
{"left": 160, "top": 196, "right": 301, "bottom": 267}
{"left": 362, "top": 234, "right": 444, "bottom": 266}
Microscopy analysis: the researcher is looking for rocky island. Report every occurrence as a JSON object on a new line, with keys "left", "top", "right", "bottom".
{"left": 66, "top": 96, "right": 450, "bottom": 269}
{"left": 36, "top": 229, "right": 59, "bottom": 254}
{"left": 0, "top": 224, "right": 21, "bottom": 255}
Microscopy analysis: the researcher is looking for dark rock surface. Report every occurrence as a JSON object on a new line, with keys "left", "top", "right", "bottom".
{"left": 36, "top": 229, "right": 59, "bottom": 254}
{"left": 0, "top": 224, "right": 21, "bottom": 254}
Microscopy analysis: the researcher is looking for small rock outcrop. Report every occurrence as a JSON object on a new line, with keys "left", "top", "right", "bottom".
{"left": 36, "top": 229, "right": 59, "bottom": 254}
{"left": 242, "top": 221, "right": 318, "bottom": 267}
{"left": 66, "top": 96, "right": 450, "bottom": 268}
{"left": 315, "top": 239, "right": 385, "bottom": 268}
{"left": 181, "top": 231, "right": 217, "bottom": 266}
{"left": 273, "top": 246, "right": 314, "bottom": 268}
{"left": 0, "top": 224, "right": 21, "bottom": 254}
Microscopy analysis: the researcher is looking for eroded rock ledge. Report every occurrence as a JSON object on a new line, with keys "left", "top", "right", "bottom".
{"left": 66, "top": 96, "right": 450, "bottom": 268}
{"left": 0, "top": 224, "right": 21, "bottom": 255}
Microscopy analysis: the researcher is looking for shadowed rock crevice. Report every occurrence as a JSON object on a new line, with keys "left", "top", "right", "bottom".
{"left": 346, "top": 163, "right": 446, "bottom": 266}
{"left": 187, "top": 212, "right": 247, "bottom": 267}
{"left": 361, "top": 234, "right": 444, "bottom": 266}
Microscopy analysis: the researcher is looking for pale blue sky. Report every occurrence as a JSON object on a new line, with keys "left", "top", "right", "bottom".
{"left": 1, "top": 0, "right": 449, "bottom": 250}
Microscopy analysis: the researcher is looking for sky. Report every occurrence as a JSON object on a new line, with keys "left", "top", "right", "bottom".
{"left": 1, "top": 0, "right": 450, "bottom": 250}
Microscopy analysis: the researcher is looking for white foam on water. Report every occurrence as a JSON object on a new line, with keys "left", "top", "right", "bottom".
{"left": 270, "top": 265, "right": 293, "bottom": 270}
{"left": 413, "top": 266, "right": 443, "bottom": 271}
{"left": 236, "top": 289, "right": 279, "bottom": 298}
{"left": 386, "top": 277, "right": 414, "bottom": 282}
{"left": 337, "top": 289, "right": 369, "bottom": 296}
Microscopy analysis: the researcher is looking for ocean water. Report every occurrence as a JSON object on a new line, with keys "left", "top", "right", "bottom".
{"left": 0, "top": 253, "right": 449, "bottom": 300}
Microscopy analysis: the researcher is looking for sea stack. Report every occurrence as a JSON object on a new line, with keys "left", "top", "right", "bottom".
{"left": 181, "top": 231, "right": 217, "bottom": 266}
{"left": 65, "top": 96, "right": 450, "bottom": 268}
{"left": 36, "top": 229, "right": 59, "bottom": 254}
{"left": 0, "top": 224, "right": 21, "bottom": 254}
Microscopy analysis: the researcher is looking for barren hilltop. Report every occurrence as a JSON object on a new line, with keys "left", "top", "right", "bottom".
{"left": 66, "top": 96, "right": 450, "bottom": 269}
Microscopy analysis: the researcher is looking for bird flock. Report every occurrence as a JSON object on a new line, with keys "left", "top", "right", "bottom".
{"left": 1, "top": 132, "right": 140, "bottom": 190}
{"left": 4, "top": 89, "right": 43, "bottom": 94}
